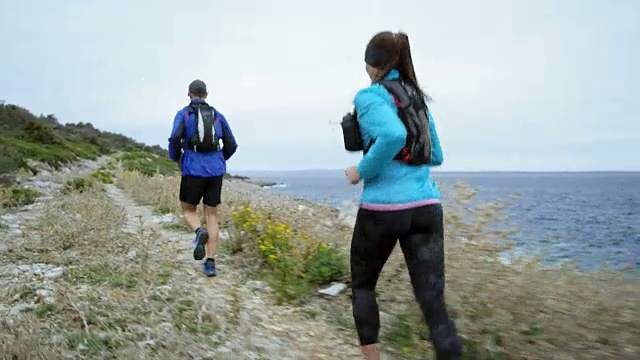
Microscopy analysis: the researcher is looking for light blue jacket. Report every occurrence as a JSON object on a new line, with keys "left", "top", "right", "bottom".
{"left": 355, "top": 69, "right": 444, "bottom": 205}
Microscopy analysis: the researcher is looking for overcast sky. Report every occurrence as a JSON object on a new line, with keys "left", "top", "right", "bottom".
{"left": 1, "top": 0, "right": 638, "bottom": 171}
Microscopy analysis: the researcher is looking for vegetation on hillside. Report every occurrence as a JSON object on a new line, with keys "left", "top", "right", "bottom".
{"left": 117, "top": 171, "right": 640, "bottom": 359}
{"left": 0, "top": 103, "right": 164, "bottom": 175}
{"left": 0, "top": 103, "right": 252, "bottom": 181}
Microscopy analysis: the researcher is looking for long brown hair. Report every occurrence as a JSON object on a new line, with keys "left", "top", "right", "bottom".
{"left": 364, "top": 31, "right": 430, "bottom": 101}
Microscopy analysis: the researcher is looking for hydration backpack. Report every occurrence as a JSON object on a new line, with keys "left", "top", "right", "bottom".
{"left": 184, "top": 101, "right": 221, "bottom": 153}
{"left": 364, "top": 80, "right": 432, "bottom": 165}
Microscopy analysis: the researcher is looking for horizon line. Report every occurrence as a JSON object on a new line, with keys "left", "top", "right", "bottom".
{"left": 233, "top": 169, "right": 640, "bottom": 173}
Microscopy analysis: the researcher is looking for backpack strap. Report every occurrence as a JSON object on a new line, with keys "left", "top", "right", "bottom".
{"left": 182, "top": 102, "right": 224, "bottom": 153}
{"left": 377, "top": 80, "right": 411, "bottom": 109}
{"left": 186, "top": 103, "right": 220, "bottom": 127}
{"left": 376, "top": 79, "right": 431, "bottom": 165}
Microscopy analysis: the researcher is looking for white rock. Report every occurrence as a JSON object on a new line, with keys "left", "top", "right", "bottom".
{"left": 136, "top": 339, "right": 157, "bottom": 348}
{"left": 44, "top": 267, "right": 64, "bottom": 280}
{"left": 152, "top": 214, "right": 175, "bottom": 224}
{"left": 318, "top": 283, "right": 347, "bottom": 297}
{"left": 35, "top": 289, "right": 55, "bottom": 304}
{"left": 9, "top": 303, "right": 35, "bottom": 316}
{"left": 246, "top": 280, "right": 268, "bottom": 292}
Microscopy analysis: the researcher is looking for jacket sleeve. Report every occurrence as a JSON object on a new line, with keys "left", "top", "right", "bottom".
{"left": 354, "top": 86, "right": 407, "bottom": 181}
{"left": 427, "top": 109, "right": 444, "bottom": 166}
{"left": 168, "top": 109, "right": 184, "bottom": 162}
{"left": 219, "top": 113, "right": 238, "bottom": 161}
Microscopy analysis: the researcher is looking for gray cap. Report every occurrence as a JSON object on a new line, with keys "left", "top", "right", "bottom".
{"left": 188, "top": 79, "right": 207, "bottom": 94}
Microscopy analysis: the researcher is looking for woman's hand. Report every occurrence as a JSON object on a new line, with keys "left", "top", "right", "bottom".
{"left": 345, "top": 166, "right": 361, "bottom": 184}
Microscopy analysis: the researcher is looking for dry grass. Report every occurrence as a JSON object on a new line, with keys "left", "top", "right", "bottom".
{"left": 117, "top": 171, "right": 179, "bottom": 215}
{"left": 116, "top": 171, "right": 640, "bottom": 359}
{"left": 0, "top": 185, "right": 229, "bottom": 359}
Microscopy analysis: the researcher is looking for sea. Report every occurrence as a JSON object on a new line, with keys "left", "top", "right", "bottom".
{"left": 236, "top": 170, "right": 640, "bottom": 272}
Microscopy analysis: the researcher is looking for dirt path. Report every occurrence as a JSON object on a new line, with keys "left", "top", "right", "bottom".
{"left": 104, "top": 183, "right": 363, "bottom": 359}
{"left": 0, "top": 157, "right": 367, "bottom": 359}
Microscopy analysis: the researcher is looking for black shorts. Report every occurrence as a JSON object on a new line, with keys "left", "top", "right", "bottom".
{"left": 179, "top": 175, "right": 224, "bottom": 207}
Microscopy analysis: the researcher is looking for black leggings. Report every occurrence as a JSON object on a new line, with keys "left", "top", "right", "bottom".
{"left": 350, "top": 203, "right": 462, "bottom": 358}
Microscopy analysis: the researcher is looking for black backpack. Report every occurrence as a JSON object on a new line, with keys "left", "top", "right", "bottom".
{"left": 363, "top": 80, "right": 432, "bottom": 165}
{"left": 184, "top": 101, "right": 220, "bottom": 153}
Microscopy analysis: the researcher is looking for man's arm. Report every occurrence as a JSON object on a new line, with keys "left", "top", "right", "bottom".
{"left": 168, "top": 109, "right": 185, "bottom": 162}
{"left": 219, "top": 113, "right": 238, "bottom": 160}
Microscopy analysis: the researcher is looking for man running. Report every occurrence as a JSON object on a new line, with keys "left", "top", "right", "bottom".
{"left": 168, "top": 79, "right": 238, "bottom": 277}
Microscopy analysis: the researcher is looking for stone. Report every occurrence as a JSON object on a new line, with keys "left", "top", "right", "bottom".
{"left": 36, "top": 289, "right": 55, "bottom": 304}
{"left": 318, "top": 283, "right": 347, "bottom": 297}
{"left": 9, "top": 303, "right": 35, "bottom": 317}
{"left": 380, "top": 311, "right": 398, "bottom": 327}
{"left": 17, "top": 264, "right": 31, "bottom": 272}
{"left": 246, "top": 280, "right": 268, "bottom": 292}
{"left": 151, "top": 213, "right": 175, "bottom": 224}
{"left": 136, "top": 339, "right": 157, "bottom": 348}
{"left": 44, "top": 267, "right": 64, "bottom": 280}
{"left": 0, "top": 174, "right": 18, "bottom": 185}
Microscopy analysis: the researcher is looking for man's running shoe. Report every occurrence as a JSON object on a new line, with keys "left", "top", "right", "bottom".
{"left": 203, "top": 258, "right": 217, "bottom": 277}
{"left": 193, "top": 227, "right": 209, "bottom": 261}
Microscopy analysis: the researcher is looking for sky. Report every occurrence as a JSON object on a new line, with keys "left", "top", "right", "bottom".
{"left": 1, "top": 0, "right": 638, "bottom": 172}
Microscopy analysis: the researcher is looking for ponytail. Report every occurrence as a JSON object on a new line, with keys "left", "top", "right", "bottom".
{"left": 364, "top": 30, "right": 431, "bottom": 101}
{"left": 395, "top": 32, "right": 430, "bottom": 101}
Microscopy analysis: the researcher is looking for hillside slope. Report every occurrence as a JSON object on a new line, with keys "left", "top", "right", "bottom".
{"left": 0, "top": 103, "right": 173, "bottom": 178}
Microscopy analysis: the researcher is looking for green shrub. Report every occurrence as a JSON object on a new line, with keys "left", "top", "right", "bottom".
{"left": 63, "top": 177, "right": 97, "bottom": 194}
{"left": 22, "top": 121, "right": 63, "bottom": 145}
{"left": 119, "top": 151, "right": 177, "bottom": 176}
{"left": 230, "top": 204, "right": 347, "bottom": 304}
{"left": 0, "top": 186, "right": 41, "bottom": 208}
{"left": 90, "top": 170, "right": 114, "bottom": 184}
{"left": 303, "top": 243, "right": 347, "bottom": 285}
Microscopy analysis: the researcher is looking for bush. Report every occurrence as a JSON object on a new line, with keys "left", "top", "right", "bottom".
{"left": 119, "top": 151, "right": 177, "bottom": 176}
{"left": 0, "top": 186, "right": 41, "bottom": 208}
{"left": 90, "top": 170, "right": 114, "bottom": 184}
{"left": 63, "top": 177, "right": 97, "bottom": 194}
{"left": 22, "top": 121, "right": 62, "bottom": 145}
{"left": 231, "top": 204, "right": 347, "bottom": 303}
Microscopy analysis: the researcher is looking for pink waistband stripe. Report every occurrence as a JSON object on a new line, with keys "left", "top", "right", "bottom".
{"left": 360, "top": 198, "right": 440, "bottom": 211}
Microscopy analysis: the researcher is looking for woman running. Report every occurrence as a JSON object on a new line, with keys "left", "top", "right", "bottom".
{"left": 344, "top": 31, "right": 463, "bottom": 360}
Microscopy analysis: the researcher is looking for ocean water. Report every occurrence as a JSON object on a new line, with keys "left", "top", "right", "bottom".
{"left": 237, "top": 170, "right": 640, "bottom": 271}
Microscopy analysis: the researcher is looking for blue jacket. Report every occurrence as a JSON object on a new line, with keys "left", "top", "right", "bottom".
{"left": 355, "top": 69, "right": 444, "bottom": 205}
{"left": 168, "top": 99, "right": 238, "bottom": 177}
